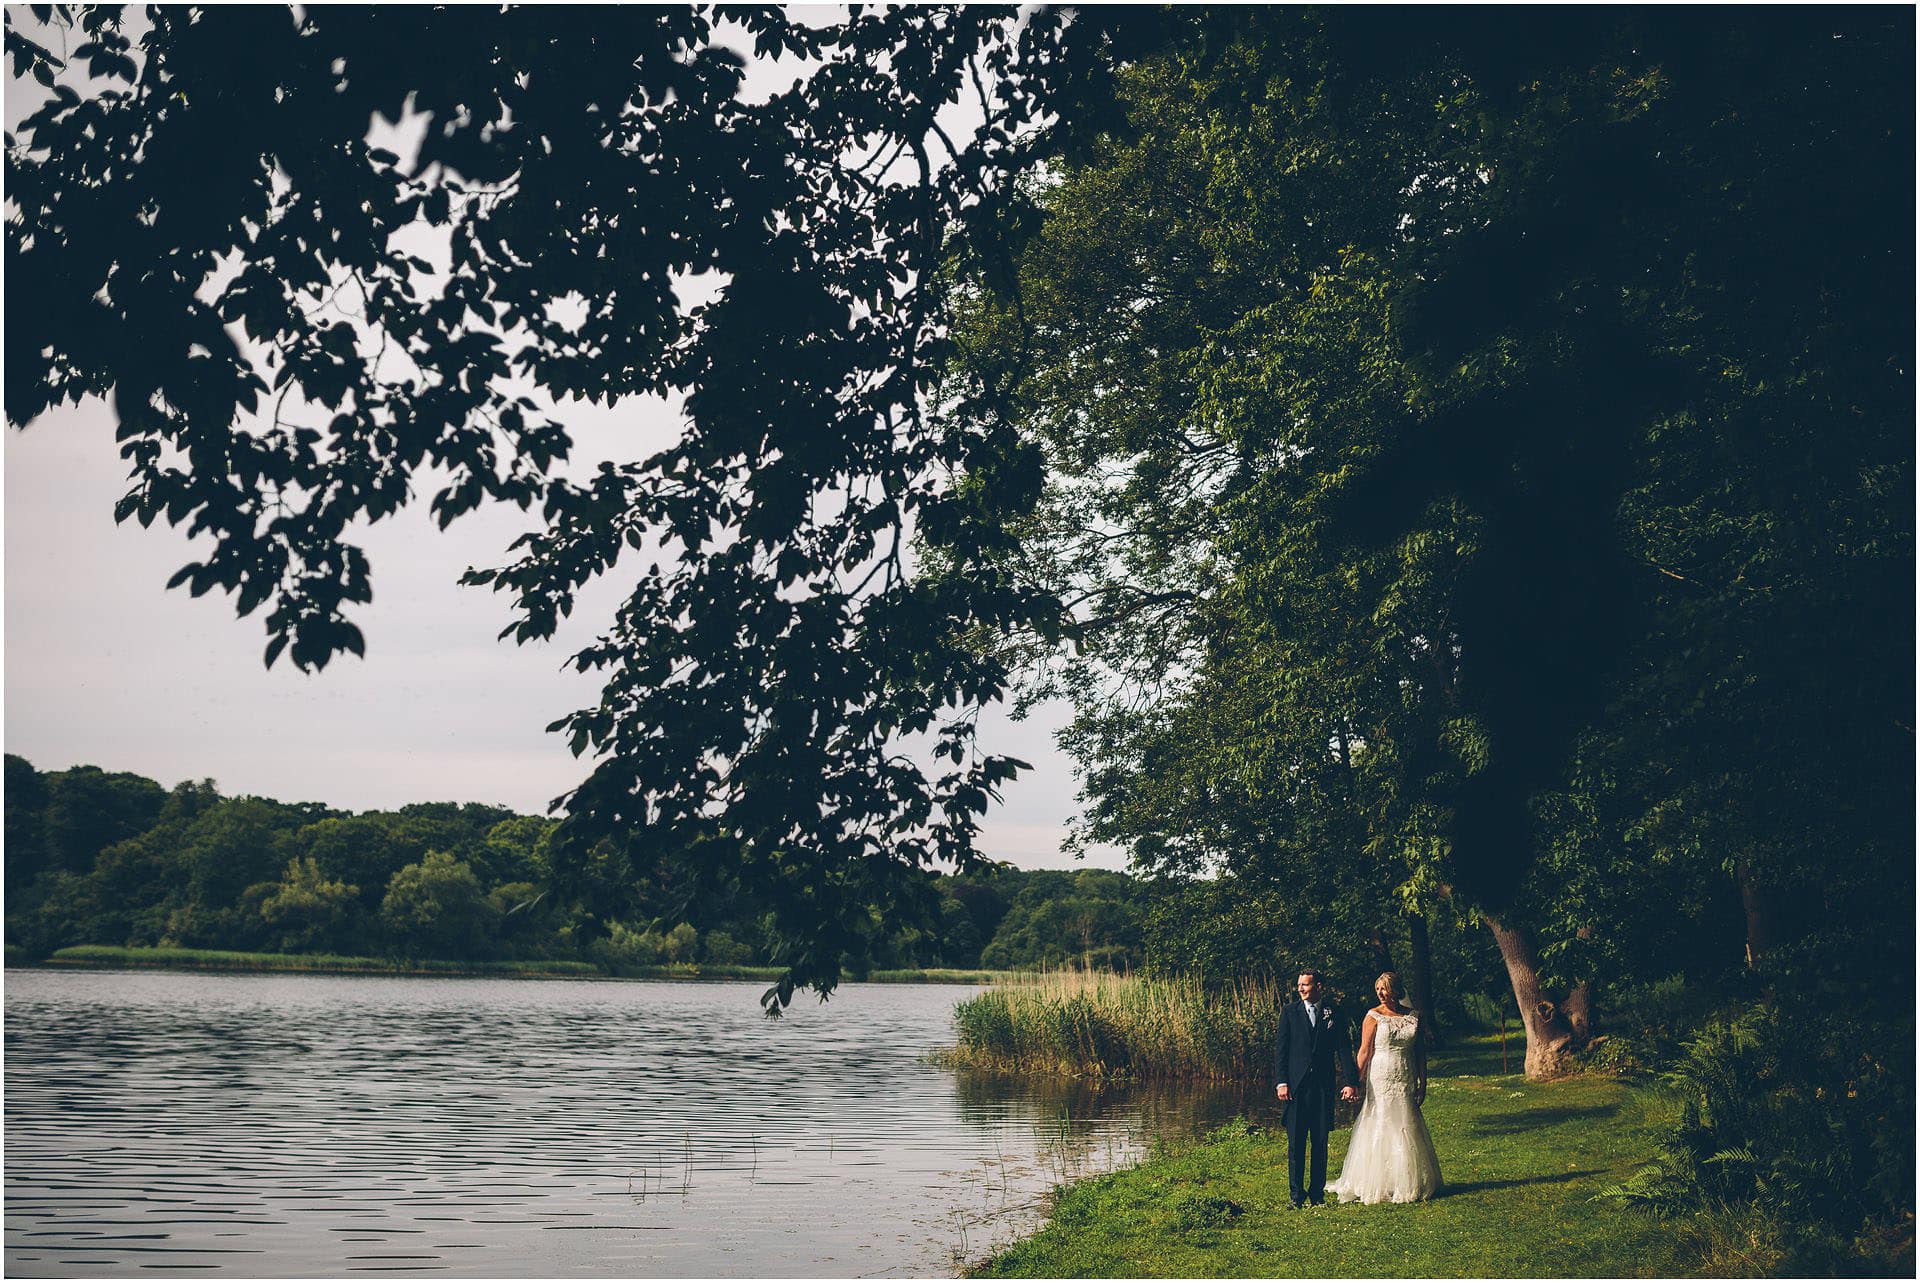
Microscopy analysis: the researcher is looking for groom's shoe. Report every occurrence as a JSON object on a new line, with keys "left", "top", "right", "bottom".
{"left": 1288, "top": 1199, "right": 1306, "bottom": 1211}
{"left": 1308, "top": 1197, "right": 1325, "bottom": 1207}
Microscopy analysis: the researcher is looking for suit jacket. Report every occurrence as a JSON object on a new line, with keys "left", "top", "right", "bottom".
{"left": 1274, "top": 998, "right": 1354, "bottom": 1119}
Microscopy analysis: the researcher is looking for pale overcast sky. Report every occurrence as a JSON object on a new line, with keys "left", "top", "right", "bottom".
{"left": 3, "top": 399, "right": 1113, "bottom": 870}
{"left": 1, "top": 16, "right": 1122, "bottom": 871}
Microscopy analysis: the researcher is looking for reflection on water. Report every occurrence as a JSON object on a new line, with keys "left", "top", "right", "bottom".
{"left": 952, "top": 1067, "right": 1281, "bottom": 1131}
{"left": 5, "top": 970, "right": 1269, "bottom": 1277}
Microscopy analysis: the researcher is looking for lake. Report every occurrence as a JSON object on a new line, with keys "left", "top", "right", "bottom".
{"left": 4, "top": 969, "right": 1275, "bottom": 1277}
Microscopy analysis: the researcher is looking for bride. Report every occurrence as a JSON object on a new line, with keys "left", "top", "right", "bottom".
{"left": 1328, "top": 970, "right": 1443, "bottom": 1203}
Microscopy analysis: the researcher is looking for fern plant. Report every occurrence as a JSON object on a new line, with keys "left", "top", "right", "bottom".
{"left": 1606, "top": 1001, "right": 1910, "bottom": 1245}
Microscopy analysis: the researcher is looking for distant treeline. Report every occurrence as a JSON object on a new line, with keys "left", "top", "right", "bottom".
{"left": 2, "top": 755, "right": 1163, "bottom": 976}
{"left": 3, "top": 755, "right": 1505, "bottom": 1016}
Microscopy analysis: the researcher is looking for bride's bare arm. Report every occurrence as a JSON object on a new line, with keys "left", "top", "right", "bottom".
{"left": 1356, "top": 1010, "right": 1377, "bottom": 1080}
{"left": 1414, "top": 1017, "right": 1428, "bottom": 1104}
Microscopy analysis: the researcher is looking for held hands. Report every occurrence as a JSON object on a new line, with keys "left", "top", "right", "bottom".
{"left": 1276, "top": 1083, "right": 1359, "bottom": 1102}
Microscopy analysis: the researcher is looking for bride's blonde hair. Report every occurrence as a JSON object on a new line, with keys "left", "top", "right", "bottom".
{"left": 1374, "top": 970, "right": 1404, "bottom": 1002}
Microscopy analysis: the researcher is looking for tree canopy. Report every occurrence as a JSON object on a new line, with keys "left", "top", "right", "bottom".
{"left": 7, "top": 6, "right": 1910, "bottom": 1026}
{"left": 7, "top": 3, "right": 1119, "bottom": 1002}
{"left": 943, "top": 7, "right": 1911, "bottom": 1070}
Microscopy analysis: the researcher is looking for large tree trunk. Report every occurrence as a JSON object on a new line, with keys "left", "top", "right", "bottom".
{"left": 1563, "top": 980, "right": 1594, "bottom": 1044}
{"left": 1405, "top": 909, "right": 1440, "bottom": 1046}
{"left": 1563, "top": 925, "right": 1595, "bottom": 1042}
{"left": 1735, "top": 857, "right": 1779, "bottom": 967}
{"left": 1366, "top": 926, "right": 1395, "bottom": 978}
{"left": 1483, "top": 915, "right": 1582, "bottom": 1079}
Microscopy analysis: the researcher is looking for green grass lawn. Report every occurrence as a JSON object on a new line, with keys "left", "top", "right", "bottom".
{"left": 978, "top": 1034, "right": 1693, "bottom": 1278}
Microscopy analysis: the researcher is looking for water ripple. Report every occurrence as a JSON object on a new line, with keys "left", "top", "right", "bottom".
{"left": 7, "top": 970, "right": 1270, "bottom": 1276}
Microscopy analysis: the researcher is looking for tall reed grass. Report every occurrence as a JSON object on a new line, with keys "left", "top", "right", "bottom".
{"left": 946, "top": 970, "right": 1286, "bottom": 1082}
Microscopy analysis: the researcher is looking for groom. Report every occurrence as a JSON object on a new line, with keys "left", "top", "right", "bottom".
{"left": 1274, "top": 969, "right": 1357, "bottom": 1208}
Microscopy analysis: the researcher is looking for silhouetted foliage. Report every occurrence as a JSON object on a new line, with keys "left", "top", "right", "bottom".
{"left": 17, "top": 6, "right": 1902, "bottom": 1011}
{"left": 6, "top": 2, "right": 1129, "bottom": 1005}
{"left": 4, "top": 754, "right": 50, "bottom": 895}
{"left": 946, "top": 4, "right": 1910, "bottom": 1078}
{"left": 42, "top": 765, "right": 167, "bottom": 874}
{"left": 5, "top": 7, "right": 1911, "bottom": 1251}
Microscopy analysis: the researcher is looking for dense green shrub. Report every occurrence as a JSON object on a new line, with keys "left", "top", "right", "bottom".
{"left": 1573, "top": 975, "right": 1728, "bottom": 1076}
{"left": 589, "top": 921, "right": 670, "bottom": 971}
{"left": 662, "top": 922, "right": 699, "bottom": 963}
{"left": 1608, "top": 1000, "right": 1914, "bottom": 1273}
{"left": 259, "top": 858, "right": 362, "bottom": 954}
{"left": 380, "top": 851, "right": 499, "bottom": 959}
{"left": 978, "top": 870, "right": 1145, "bottom": 971}
{"left": 700, "top": 929, "right": 752, "bottom": 965}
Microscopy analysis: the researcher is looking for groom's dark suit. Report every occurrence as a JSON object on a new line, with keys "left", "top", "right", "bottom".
{"left": 1274, "top": 997, "right": 1354, "bottom": 1206}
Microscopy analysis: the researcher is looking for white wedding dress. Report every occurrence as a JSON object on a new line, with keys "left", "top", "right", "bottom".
{"left": 1328, "top": 1008, "right": 1443, "bottom": 1203}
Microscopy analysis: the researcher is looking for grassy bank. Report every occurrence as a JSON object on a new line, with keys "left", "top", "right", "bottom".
{"left": 948, "top": 970, "right": 1285, "bottom": 1080}
{"left": 977, "top": 1033, "right": 1698, "bottom": 1278}
{"left": 30, "top": 945, "right": 1010, "bottom": 986}
{"left": 867, "top": 967, "right": 1010, "bottom": 985}
{"left": 601, "top": 961, "right": 1009, "bottom": 984}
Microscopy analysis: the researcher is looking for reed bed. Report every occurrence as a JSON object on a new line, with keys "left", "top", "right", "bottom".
{"left": 864, "top": 967, "right": 1012, "bottom": 985}
{"left": 599, "top": 961, "right": 786, "bottom": 981}
{"left": 603, "top": 963, "right": 1012, "bottom": 984}
{"left": 946, "top": 969, "right": 1287, "bottom": 1082}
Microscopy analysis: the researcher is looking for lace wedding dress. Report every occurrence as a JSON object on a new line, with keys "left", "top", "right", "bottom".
{"left": 1328, "top": 1009, "right": 1443, "bottom": 1203}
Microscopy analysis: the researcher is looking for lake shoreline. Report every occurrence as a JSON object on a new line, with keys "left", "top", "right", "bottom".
{"left": 971, "top": 1035, "right": 1704, "bottom": 1278}
{"left": 11, "top": 944, "right": 1009, "bottom": 986}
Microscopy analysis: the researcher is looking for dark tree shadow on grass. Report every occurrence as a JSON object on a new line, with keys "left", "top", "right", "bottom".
{"left": 1442, "top": 1168, "right": 1607, "bottom": 1195}
{"left": 1471, "top": 1102, "right": 1619, "bottom": 1134}
{"left": 1431, "top": 1033, "right": 1522, "bottom": 1078}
